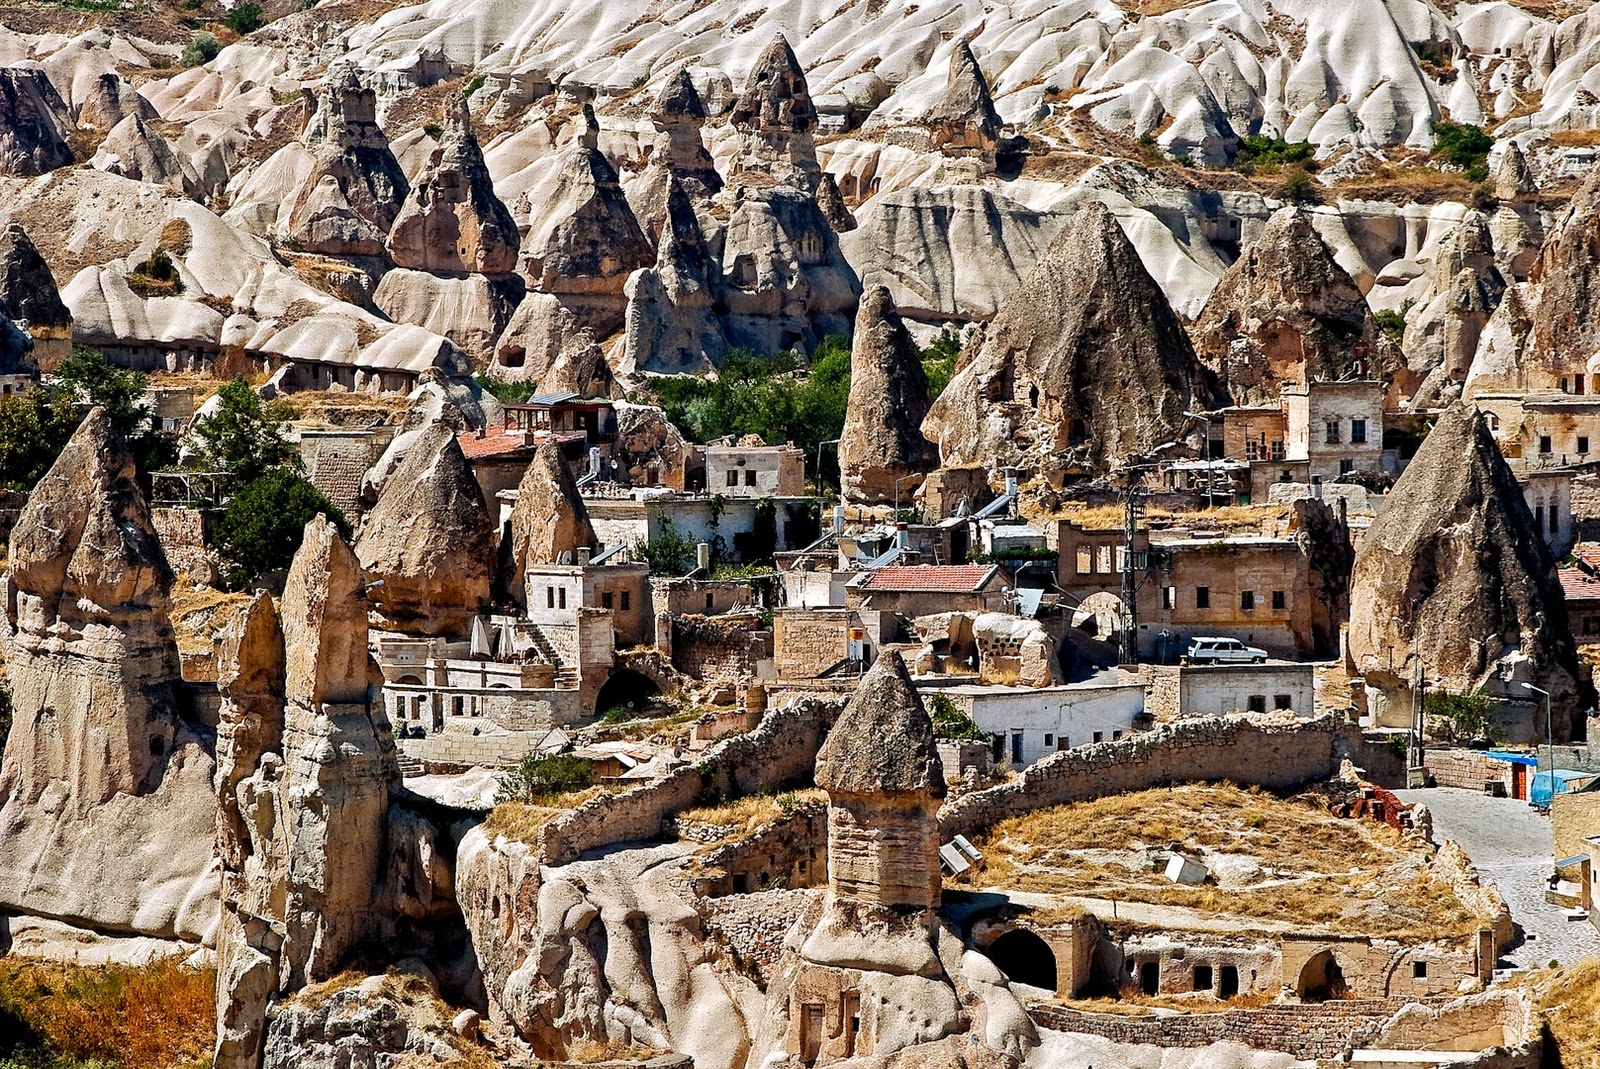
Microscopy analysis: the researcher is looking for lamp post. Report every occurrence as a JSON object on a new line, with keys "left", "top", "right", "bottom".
{"left": 1522, "top": 681, "right": 1552, "bottom": 777}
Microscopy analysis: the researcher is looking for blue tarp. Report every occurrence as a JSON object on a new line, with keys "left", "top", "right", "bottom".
{"left": 1479, "top": 750, "right": 1539, "bottom": 766}
{"left": 1531, "top": 769, "right": 1592, "bottom": 808}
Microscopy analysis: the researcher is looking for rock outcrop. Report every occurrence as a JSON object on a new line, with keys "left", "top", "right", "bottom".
{"left": 1493, "top": 140, "right": 1535, "bottom": 200}
{"left": 923, "top": 201, "right": 1216, "bottom": 479}
{"left": 0, "top": 221, "right": 70, "bottom": 369}
{"left": 0, "top": 68, "right": 73, "bottom": 177}
{"left": 1347, "top": 404, "right": 1582, "bottom": 735}
{"left": 386, "top": 95, "right": 519, "bottom": 275}
{"left": 354, "top": 421, "right": 495, "bottom": 636}
{"left": 503, "top": 443, "right": 596, "bottom": 606}
{"left": 627, "top": 67, "right": 724, "bottom": 242}
{"left": 620, "top": 177, "right": 728, "bottom": 375}
{"left": 612, "top": 401, "right": 697, "bottom": 489}
{"left": 839, "top": 287, "right": 937, "bottom": 505}
{"left": 91, "top": 114, "right": 205, "bottom": 198}
{"left": 728, "top": 34, "right": 820, "bottom": 190}
{"left": 1192, "top": 207, "right": 1392, "bottom": 405}
{"left": 1523, "top": 168, "right": 1600, "bottom": 389}
{"left": 285, "top": 66, "right": 410, "bottom": 256}
{"left": 213, "top": 516, "right": 401, "bottom": 1069}
{"left": 922, "top": 40, "right": 1003, "bottom": 164}
{"left": 0, "top": 409, "right": 217, "bottom": 942}
{"left": 77, "top": 71, "right": 155, "bottom": 133}
{"left": 1405, "top": 212, "right": 1506, "bottom": 408}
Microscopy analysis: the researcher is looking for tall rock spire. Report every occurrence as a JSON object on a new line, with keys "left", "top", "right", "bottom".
{"left": 839, "top": 287, "right": 937, "bottom": 504}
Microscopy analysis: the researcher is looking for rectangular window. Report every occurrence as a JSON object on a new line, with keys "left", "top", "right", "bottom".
{"left": 1270, "top": 440, "right": 1285, "bottom": 460}
{"left": 1076, "top": 547, "right": 1093, "bottom": 575}
{"left": 1272, "top": 590, "right": 1286, "bottom": 610}
{"left": 1162, "top": 586, "right": 1175, "bottom": 610}
{"left": 1093, "top": 731, "right": 1104, "bottom": 743}
{"left": 1586, "top": 616, "right": 1600, "bottom": 635}
{"left": 1581, "top": 437, "right": 1591, "bottom": 454}
{"left": 558, "top": 587, "right": 567, "bottom": 609}
{"left": 1043, "top": 733, "right": 1053, "bottom": 747}
{"left": 547, "top": 586, "right": 555, "bottom": 609}
{"left": 705, "top": 592, "right": 715, "bottom": 610}
{"left": 1541, "top": 435, "right": 1553, "bottom": 454}
{"left": 1097, "top": 545, "right": 1113, "bottom": 573}
{"left": 1536, "top": 505, "right": 1545, "bottom": 530}
{"left": 1274, "top": 694, "right": 1293, "bottom": 710}
{"left": 1551, "top": 505, "right": 1560, "bottom": 534}
{"left": 1412, "top": 961, "right": 1428, "bottom": 979}
{"left": 1196, "top": 586, "right": 1210, "bottom": 609}
{"left": 1325, "top": 420, "right": 1340, "bottom": 444}
{"left": 601, "top": 592, "right": 613, "bottom": 609}
{"left": 621, "top": 591, "right": 630, "bottom": 611}
{"left": 1193, "top": 965, "right": 1213, "bottom": 992}
{"left": 1058, "top": 737, "right": 1070, "bottom": 750}
{"left": 1240, "top": 590, "right": 1255, "bottom": 611}
{"left": 726, "top": 469, "right": 739, "bottom": 486}
{"left": 745, "top": 469, "right": 757, "bottom": 486}
{"left": 1339, "top": 458, "right": 1356, "bottom": 475}
{"left": 1562, "top": 377, "right": 1571, "bottom": 393}
{"left": 1350, "top": 419, "right": 1367, "bottom": 444}
{"left": 1247, "top": 695, "right": 1267, "bottom": 713}
{"left": 1011, "top": 731, "right": 1023, "bottom": 764}
{"left": 1113, "top": 730, "right": 1124, "bottom": 740}
{"left": 1245, "top": 440, "right": 1260, "bottom": 461}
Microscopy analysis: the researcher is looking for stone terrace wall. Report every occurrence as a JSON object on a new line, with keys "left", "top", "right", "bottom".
{"left": 940, "top": 714, "right": 1359, "bottom": 839}
{"left": 537, "top": 698, "right": 843, "bottom": 865}
{"left": 1425, "top": 747, "right": 1516, "bottom": 792}
{"left": 1031, "top": 997, "right": 1445, "bottom": 1059}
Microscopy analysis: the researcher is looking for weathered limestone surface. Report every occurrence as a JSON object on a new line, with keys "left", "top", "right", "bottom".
{"left": 354, "top": 420, "right": 494, "bottom": 636}
{"left": 1193, "top": 207, "right": 1393, "bottom": 405}
{"left": 504, "top": 442, "right": 595, "bottom": 606}
{"left": 620, "top": 176, "right": 728, "bottom": 375}
{"left": 0, "top": 409, "right": 217, "bottom": 942}
{"left": 923, "top": 200, "right": 1217, "bottom": 480}
{"left": 728, "top": 34, "right": 820, "bottom": 189}
{"left": 922, "top": 41, "right": 1003, "bottom": 162}
{"left": 1347, "top": 404, "right": 1583, "bottom": 735}
{"left": 386, "top": 95, "right": 519, "bottom": 275}
{"left": 285, "top": 66, "right": 409, "bottom": 256}
{"left": 0, "top": 67, "right": 73, "bottom": 177}
{"left": 839, "top": 286, "right": 937, "bottom": 505}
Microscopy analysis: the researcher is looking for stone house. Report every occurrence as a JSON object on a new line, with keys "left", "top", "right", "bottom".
{"left": 523, "top": 556, "right": 653, "bottom": 650}
{"left": 1560, "top": 550, "right": 1600, "bottom": 641}
{"left": 1283, "top": 380, "right": 1385, "bottom": 482}
{"left": 1145, "top": 661, "right": 1318, "bottom": 719}
{"left": 940, "top": 681, "right": 1146, "bottom": 767}
{"left": 587, "top": 493, "right": 822, "bottom": 564}
{"left": 845, "top": 564, "right": 1010, "bottom": 620}
{"left": 705, "top": 442, "right": 807, "bottom": 497}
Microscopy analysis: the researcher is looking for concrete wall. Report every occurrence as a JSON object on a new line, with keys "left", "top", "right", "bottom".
{"left": 1175, "top": 663, "right": 1316, "bottom": 718}
{"left": 1553, "top": 788, "right": 1600, "bottom": 867}
{"left": 938, "top": 715, "right": 1359, "bottom": 840}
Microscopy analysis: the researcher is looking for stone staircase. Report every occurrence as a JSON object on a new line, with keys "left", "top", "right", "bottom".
{"left": 523, "top": 623, "right": 580, "bottom": 688}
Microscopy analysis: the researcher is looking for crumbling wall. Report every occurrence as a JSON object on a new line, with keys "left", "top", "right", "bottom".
{"left": 939, "top": 715, "right": 1357, "bottom": 839}
{"left": 670, "top": 613, "right": 766, "bottom": 682}
{"left": 687, "top": 801, "right": 827, "bottom": 896}
{"left": 538, "top": 698, "right": 842, "bottom": 865}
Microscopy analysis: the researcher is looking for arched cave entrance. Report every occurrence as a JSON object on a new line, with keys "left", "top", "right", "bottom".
{"left": 1297, "top": 949, "right": 1349, "bottom": 1003}
{"left": 594, "top": 669, "right": 662, "bottom": 718}
{"left": 985, "top": 929, "right": 1058, "bottom": 992}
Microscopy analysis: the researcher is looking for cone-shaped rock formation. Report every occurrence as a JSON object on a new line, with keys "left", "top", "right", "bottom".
{"left": 504, "top": 443, "right": 596, "bottom": 607}
{"left": 729, "top": 34, "right": 820, "bottom": 189}
{"left": 839, "top": 287, "right": 937, "bottom": 504}
{"left": 923, "top": 40, "right": 1003, "bottom": 162}
{"left": 0, "top": 68, "right": 73, "bottom": 177}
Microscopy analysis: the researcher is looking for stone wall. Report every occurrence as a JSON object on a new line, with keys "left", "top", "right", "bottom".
{"left": 537, "top": 698, "right": 843, "bottom": 865}
{"left": 689, "top": 801, "right": 827, "bottom": 896}
{"left": 1425, "top": 748, "right": 1517, "bottom": 793}
{"left": 398, "top": 729, "right": 557, "bottom": 771}
{"left": 670, "top": 613, "right": 769, "bottom": 683}
{"left": 1553, "top": 788, "right": 1600, "bottom": 868}
{"left": 704, "top": 888, "right": 821, "bottom": 986}
{"left": 1030, "top": 997, "right": 1450, "bottom": 1059}
{"left": 938, "top": 714, "right": 1360, "bottom": 839}
{"left": 152, "top": 506, "right": 216, "bottom": 581}
{"left": 774, "top": 609, "right": 850, "bottom": 678}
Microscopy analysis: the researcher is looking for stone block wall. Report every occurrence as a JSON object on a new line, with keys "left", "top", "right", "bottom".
{"left": 152, "top": 506, "right": 216, "bottom": 581}
{"left": 1425, "top": 748, "right": 1515, "bottom": 793}
{"left": 671, "top": 614, "right": 768, "bottom": 683}
{"left": 775, "top": 610, "right": 850, "bottom": 679}
{"left": 691, "top": 802, "right": 827, "bottom": 896}
{"left": 705, "top": 888, "right": 822, "bottom": 983}
{"left": 938, "top": 714, "right": 1357, "bottom": 840}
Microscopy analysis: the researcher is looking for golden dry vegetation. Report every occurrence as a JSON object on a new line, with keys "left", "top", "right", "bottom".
{"left": 481, "top": 785, "right": 617, "bottom": 844}
{"left": 1525, "top": 960, "right": 1600, "bottom": 1069}
{"left": 966, "top": 784, "right": 1484, "bottom": 942}
{"left": 0, "top": 956, "right": 214, "bottom": 1069}
{"left": 679, "top": 788, "right": 827, "bottom": 838}
{"left": 168, "top": 583, "right": 255, "bottom": 658}
{"left": 292, "top": 968, "right": 498, "bottom": 1069}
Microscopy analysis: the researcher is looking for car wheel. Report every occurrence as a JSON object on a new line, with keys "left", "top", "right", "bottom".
{"left": 1254, "top": 656, "right": 1266, "bottom": 664}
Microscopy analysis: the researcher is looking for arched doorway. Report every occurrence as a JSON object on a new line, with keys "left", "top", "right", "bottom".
{"left": 1074, "top": 592, "right": 1129, "bottom": 647}
{"left": 594, "top": 669, "right": 661, "bottom": 718}
{"left": 1298, "top": 949, "right": 1349, "bottom": 1003}
{"left": 985, "top": 929, "right": 1058, "bottom": 992}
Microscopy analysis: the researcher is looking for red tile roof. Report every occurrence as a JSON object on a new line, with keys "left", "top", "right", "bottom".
{"left": 455, "top": 429, "right": 584, "bottom": 460}
{"left": 854, "top": 564, "right": 1000, "bottom": 593}
{"left": 1561, "top": 563, "right": 1600, "bottom": 604}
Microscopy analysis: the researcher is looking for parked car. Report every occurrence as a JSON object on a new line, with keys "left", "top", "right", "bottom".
{"left": 1185, "top": 637, "right": 1268, "bottom": 664}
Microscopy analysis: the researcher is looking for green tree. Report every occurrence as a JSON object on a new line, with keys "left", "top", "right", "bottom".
{"left": 1424, "top": 688, "right": 1503, "bottom": 745}
{"left": 921, "top": 327, "right": 963, "bottom": 399}
{"left": 180, "top": 32, "right": 222, "bottom": 67}
{"left": 495, "top": 753, "right": 595, "bottom": 803}
{"left": 1432, "top": 120, "right": 1492, "bottom": 181}
{"left": 56, "top": 348, "right": 147, "bottom": 439}
{"left": 633, "top": 518, "right": 697, "bottom": 576}
{"left": 1279, "top": 166, "right": 1320, "bottom": 205}
{"left": 0, "top": 388, "right": 83, "bottom": 491}
{"left": 927, "top": 692, "right": 991, "bottom": 742}
{"left": 190, "top": 376, "right": 298, "bottom": 484}
{"left": 224, "top": 1, "right": 264, "bottom": 32}
{"left": 212, "top": 469, "right": 348, "bottom": 589}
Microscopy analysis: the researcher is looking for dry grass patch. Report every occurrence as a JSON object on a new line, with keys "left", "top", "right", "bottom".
{"left": 1326, "top": 164, "right": 1477, "bottom": 204}
{"left": 1046, "top": 501, "right": 1291, "bottom": 534}
{"left": 482, "top": 786, "right": 615, "bottom": 844}
{"left": 169, "top": 584, "right": 255, "bottom": 657}
{"left": 679, "top": 788, "right": 827, "bottom": 837}
{"left": 0, "top": 956, "right": 214, "bottom": 1069}
{"left": 968, "top": 784, "right": 1483, "bottom": 942}
{"left": 1527, "top": 959, "right": 1600, "bottom": 1069}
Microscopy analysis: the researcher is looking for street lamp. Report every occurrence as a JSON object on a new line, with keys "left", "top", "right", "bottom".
{"left": 1522, "top": 681, "right": 1552, "bottom": 776}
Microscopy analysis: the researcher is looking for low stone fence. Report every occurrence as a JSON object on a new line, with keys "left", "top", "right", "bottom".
{"left": 1030, "top": 997, "right": 1443, "bottom": 1059}
{"left": 939, "top": 714, "right": 1364, "bottom": 839}
{"left": 537, "top": 698, "right": 843, "bottom": 866}
{"left": 1425, "top": 747, "right": 1519, "bottom": 792}
{"left": 397, "top": 730, "right": 556, "bottom": 772}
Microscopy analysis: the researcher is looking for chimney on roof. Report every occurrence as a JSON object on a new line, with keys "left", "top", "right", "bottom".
{"left": 1311, "top": 474, "right": 1323, "bottom": 500}
{"left": 896, "top": 522, "right": 909, "bottom": 550}
{"left": 833, "top": 504, "right": 845, "bottom": 534}
{"left": 576, "top": 546, "right": 592, "bottom": 567}
{"left": 697, "top": 541, "right": 711, "bottom": 573}
{"left": 1004, "top": 467, "right": 1018, "bottom": 498}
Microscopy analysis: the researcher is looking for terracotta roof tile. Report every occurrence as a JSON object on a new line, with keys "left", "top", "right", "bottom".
{"left": 854, "top": 564, "right": 999, "bottom": 593}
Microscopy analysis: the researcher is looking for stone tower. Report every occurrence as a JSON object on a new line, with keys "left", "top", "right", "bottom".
{"left": 813, "top": 650, "right": 945, "bottom": 910}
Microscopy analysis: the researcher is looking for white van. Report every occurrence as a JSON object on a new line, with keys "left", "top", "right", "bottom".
{"left": 1185, "top": 637, "right": 1268, "bottom": 664}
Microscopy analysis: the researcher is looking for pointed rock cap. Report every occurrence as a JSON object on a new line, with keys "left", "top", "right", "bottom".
{"left": 653, "top": 66, "right": 708, "bottom": 125}
{"left": 1192, "top": 205, "right": 1384, "bottom": 403}
{"left": 654, "top": 175, "right": 718, "bottom": 298}
{"left": 354, "top": 421, "right": 494, "bottom": 634}
{"left": 508, "top": 442, "right": 596, "bottom": 579}
{"left": 1529, "top": 167, "right": 1600, "bottom": 371}
{"left": 0, "top": 68, "right": 73, "bottom": 177}
{"left": 525, "top": 142, "right": 653, "bottom": 292}
{"left": 10, "top": 406, "right": 172, "bottom": 615}
{"left": 305, "top": 63, "right": 385, "bottom": 151}
{"left": 815, "top": 651, "right": 945, "bottom": 798}
{"left": 731, "top": 34, "right": 815, "bottom": 135}
{"left": 216, "top": 590, "right": 286, "bottom": 709}
{"left": 1494, "top": 140, "right": 1535, "bottom": 200}
{"left": 815, "top": 172, "right": 856, "bottom": 233}
{"left": 925, "top": 39, "right": 1002, "bottom": 152}
{"left": 0, "top": 222, "right": 67, "bottom": 332}
{"left": 280, "top": 514, "right": 370, "bottom": 707}
{"left": 840, "top": 287, "right": 937, "bottom": 503}
{"left": 78, "top": 70, "right": 156, "bottom": 134}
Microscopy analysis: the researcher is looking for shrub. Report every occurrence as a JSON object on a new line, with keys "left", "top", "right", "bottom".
{"left": 1424, "top": 688, "right": 1503, "bottom": 745}
{"left": 462, "top": 74, "right": 486, "bottom": 99}
{"left": 1236, "top": 134, "right": 1315, "bottom": 168}
{"left": 921, "top": 327, "right": 963, "bottom": 399}
{"left": 1278, "top": 166, "right": 1320, "bottom": 205}
{"left": 180, "top": 31, "right": 222, "bottom": 67}
{"left": 421, "top": 122, "right": 443, "bottom": 139}
{"left": 927, "top": 692, "right": 990, "bottom": 742}
{"left": 1432, "top": 120, "right": 1491, "bottom": 181}
{"left": 632, "top": 518, "right": 698, "bottom": 576}
{"left": 1373, "top": 298, "right": 1415, "bottom": 346}
{"left": 224, "top": 0, "right": 264, "bottom": 33}
{"left": 213, "top": 469, "right": 349, "bottom": 589}
{"left": 496, "top": 753, "right": 595, "bottom": 803}
{"left": 474, "top": 372, "right": 533, "bottom": 404}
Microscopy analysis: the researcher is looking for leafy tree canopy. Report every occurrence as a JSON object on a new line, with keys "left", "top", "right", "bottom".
{"left": 212, "top": 469, "right": 348, "bottom": 589}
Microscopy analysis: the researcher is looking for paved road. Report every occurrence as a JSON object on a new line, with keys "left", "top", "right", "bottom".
{"left": 1397, "top": 786, "right": 1600, "bottom": 969}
